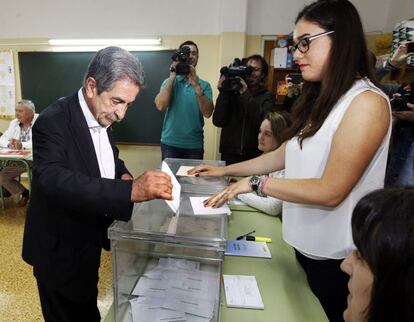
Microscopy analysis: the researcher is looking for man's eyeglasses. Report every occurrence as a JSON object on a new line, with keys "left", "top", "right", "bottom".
{"left": 290, "top": 30, "right": 335, "bottom": 54}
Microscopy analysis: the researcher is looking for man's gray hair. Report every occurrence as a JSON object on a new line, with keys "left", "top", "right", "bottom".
{"left": 84, "top": 46, "right": 145, "bottom": 94}
{"left": 18, "top": 99, "right": 35, "bottom": 112}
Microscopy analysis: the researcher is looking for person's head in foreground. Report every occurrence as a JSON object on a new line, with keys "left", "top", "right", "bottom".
{"left": 341, "top": 188, "right": 414, "bottom": 322}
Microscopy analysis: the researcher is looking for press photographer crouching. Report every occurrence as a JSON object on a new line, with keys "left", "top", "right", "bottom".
{"left": 213, "top": 54, "right": 276, "bottom": 165}
{"left": 385, "top": 81, "right": 414, "bottom": 187}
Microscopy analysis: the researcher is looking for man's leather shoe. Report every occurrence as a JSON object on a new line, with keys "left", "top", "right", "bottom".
{"left": 18, "top": 196, "right": 29, "bottom": 207}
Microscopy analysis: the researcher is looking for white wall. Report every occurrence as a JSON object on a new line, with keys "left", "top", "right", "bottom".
{"left": 386, "top": 0, "right": 414, "bottom": 32}
{"left": 0, "top": 0, "right": 404, "bottom": 38}
{"left": 246, "top": 0, "right": 393, "bottom": 35}
{"left": 0, "top": 0, "right": 222, "bottom": 38}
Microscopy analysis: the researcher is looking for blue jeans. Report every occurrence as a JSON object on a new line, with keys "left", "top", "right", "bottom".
{"left": 161, "top": 143, "right": 204, "bottom": 161}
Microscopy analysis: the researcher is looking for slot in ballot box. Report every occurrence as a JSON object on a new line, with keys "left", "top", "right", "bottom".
{"left": 108, "top": 192, "right": 228, "bottom": 322}
{"left": 163, "top": 158, "right": 228, "bottom": 194}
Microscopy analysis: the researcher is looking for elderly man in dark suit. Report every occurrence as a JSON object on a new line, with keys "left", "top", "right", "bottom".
{"left": 22, "top": 46, "right": 172, "bottom": 322}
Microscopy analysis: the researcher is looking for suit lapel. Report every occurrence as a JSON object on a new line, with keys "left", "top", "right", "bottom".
{"left": 67, "top": 94, "right": 101, "bottom": 178}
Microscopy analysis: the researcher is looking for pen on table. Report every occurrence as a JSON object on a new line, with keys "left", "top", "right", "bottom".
{"left": 246, "top": 235, "right": 272, "bottom": 243}
{"left": 236, "top": 230, "right": 255, "bottom": 240}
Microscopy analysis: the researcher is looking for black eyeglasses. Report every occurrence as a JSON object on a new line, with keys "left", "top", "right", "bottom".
{"left": 290, "top": 30, "right": 335, "bottom": 54}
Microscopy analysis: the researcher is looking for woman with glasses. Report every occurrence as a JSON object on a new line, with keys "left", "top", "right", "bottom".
{"left": 190, "top": 1, "right": 392, "bottom": 321}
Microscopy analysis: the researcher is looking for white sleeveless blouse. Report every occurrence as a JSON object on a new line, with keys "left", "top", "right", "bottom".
{"left": 283, "top": 78, "right": 392, "bottom": 259}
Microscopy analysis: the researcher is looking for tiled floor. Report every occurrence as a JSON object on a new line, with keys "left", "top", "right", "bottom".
{"left": 0, "top": 194, "right": 113, "bottom": 322}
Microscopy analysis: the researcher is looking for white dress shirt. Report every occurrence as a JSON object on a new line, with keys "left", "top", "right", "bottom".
{"left": 78, "top": 88, "right": 115, "bottom": 179}
{"left": 0, "top": 114, "right": 39, "bottom": 149}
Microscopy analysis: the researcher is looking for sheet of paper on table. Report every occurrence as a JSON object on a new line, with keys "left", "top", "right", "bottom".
{"left": 175, "top": 165, "right": 196, "bottom": 177}
{"left": 223, "top": 275, "right": 264, "bottom": 309}
{"left": 190, "top": 196, "right": 231, "bottom": 215}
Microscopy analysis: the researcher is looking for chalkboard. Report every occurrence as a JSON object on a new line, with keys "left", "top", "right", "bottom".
{"left": 19, "top": 50, "right": 174, "bottom": 144}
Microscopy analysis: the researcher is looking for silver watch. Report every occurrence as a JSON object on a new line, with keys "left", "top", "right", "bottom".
{"left": 249, "top": 176, "right": 265, "bottom": 197}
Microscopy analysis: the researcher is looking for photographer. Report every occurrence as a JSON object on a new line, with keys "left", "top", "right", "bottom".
{"left": 155, "top": 40, "right": 213, "bottom": 160}
{"left": 213, "top": 54, "right": 276, "bottom": 165}
{"left": 385, "top": 81, "right": 414, "bottom": 187}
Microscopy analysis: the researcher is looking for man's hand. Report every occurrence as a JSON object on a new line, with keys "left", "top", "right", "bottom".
{"left": 393, "top": 103, "right": 414, "bottom": 122}
{"left": 238, "top": 77, "right": 248, "bottom": 95}
{"left": 131, "top": 170, "right": 173, "bottom": 202}
{"left": 389, "top": 43, "right": 414, "bottom": 67}
{"left": 169, "top": 61, "right": 178, "bottom": 75}
{"left": 187, "top": 65, "right": 198, "bottom": 87}
{"left": 217, "top": 75, "right": 226, "bottom": 90}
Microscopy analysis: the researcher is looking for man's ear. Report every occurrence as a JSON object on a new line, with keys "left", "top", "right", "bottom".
{"left": 84, "top": 77, "right": 97, "bottom": 98}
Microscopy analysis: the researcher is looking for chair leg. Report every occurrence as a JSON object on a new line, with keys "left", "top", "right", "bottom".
{"left": 0, "top": 185, "right": 4, "bottom": 210}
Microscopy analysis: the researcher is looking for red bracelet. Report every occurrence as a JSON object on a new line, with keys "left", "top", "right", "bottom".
{"left": 259, "top": 175, "right": 269, "bottom": 197}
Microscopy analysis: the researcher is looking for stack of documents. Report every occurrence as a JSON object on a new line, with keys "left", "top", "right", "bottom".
{"left": 131, "top": 258, "right": 218, "bottom": 321}
{"left": 225, "top": 240, "right": 272, "bottom": 258}
{"left": 223, "top": 275, "right": 264, "bottom": 309}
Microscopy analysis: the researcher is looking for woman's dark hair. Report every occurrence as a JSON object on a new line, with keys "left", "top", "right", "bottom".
{"left": 352, "top": 188, "right": 414, "bottom": 322}
{"left": 284, "top": 0, "right": 377, "bottom": 147}
{"left": 246, "top": 54, "right": 269, "bottom": 83}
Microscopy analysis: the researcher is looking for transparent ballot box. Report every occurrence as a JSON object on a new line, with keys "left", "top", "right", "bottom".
{"left": 163, "top": 158, "right": 228, "bottom": 194}
{"left": 108, "top": 194, "right": 228, "bottom": 322}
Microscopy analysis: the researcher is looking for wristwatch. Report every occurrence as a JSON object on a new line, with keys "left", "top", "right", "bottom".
{"left": 249, "top": 176, "right": 263, "bottom": 196}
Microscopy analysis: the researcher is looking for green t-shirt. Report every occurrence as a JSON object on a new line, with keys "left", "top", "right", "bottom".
{"left": 160, "top": 75, "right": 212, "bottom": 149}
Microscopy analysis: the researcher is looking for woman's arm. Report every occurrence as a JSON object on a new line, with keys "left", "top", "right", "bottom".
{"left": 262, "top": 91, "right": 390, "bottom": 207}
{"left": 189, "top": 142, "right": 286, "bottom": 177}
{"left": 206, "top": 91, "right": 390, "bottom": 208}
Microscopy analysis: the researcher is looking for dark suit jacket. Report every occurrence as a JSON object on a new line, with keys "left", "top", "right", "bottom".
{"left": 22, "top": 93, "right": 134, "bottom": 301}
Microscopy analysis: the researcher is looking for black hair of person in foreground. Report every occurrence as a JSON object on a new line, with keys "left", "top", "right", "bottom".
{"left": 341, "top": 188, "right": 414, "bottom": 322}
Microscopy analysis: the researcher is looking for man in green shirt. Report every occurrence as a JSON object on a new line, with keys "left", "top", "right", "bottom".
{"left": 155, "top": 40, "right": 214, "bottom": 160}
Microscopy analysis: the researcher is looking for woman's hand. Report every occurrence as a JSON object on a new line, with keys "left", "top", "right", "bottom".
{"left": 187, "top": 164, "right": 226, "bottom": 177}
{"left": 203, "top": 177, "right": 251, "bottom": 208}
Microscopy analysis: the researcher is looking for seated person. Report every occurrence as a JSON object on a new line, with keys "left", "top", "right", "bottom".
{"left": 0, "top": 99, "right": 38, "bottom": 206}
{"left": 237, "top": 112, "right": 288, "bottom": 216}
{"left": 340, "top": 188, "right": 414, "bottom": 322}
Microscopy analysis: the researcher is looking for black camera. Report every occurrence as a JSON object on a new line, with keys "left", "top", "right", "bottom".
{"left": 391, "top": 86, "right": 413, "bottom": 112}
{"left": 170, "top": 46, "right": 191, "bottom": 75}
{"left": 220, "top": 58, "right": 254, "bottom": 93}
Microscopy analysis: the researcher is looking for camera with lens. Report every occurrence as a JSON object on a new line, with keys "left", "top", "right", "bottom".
{"left": 391, "top": 86, "right": 413, "bottom": 112}
{"left": 220, "top": 58, "right": 254, "bottom": 94}
{"left": 170, "top": 46, "right": 191, "bottom": 75}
